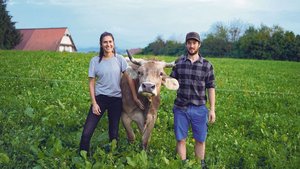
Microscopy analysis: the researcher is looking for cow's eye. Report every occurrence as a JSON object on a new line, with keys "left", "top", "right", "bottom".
{"left": 138, "top": 71, "right": 143, "bottom": 76}
{"left": 159, "top": 72, "right": 164, "bottom": 76}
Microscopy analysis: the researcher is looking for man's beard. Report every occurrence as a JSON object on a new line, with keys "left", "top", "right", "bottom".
{"left": 187, "top": 49, "right": 198, "bottom": 56}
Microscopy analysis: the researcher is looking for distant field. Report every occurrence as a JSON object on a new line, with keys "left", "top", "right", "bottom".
{"left": 0, "top": 50, "right": 299, "bottom": 168}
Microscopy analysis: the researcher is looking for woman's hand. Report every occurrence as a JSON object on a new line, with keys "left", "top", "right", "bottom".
{"left": 92, "top": 103, "right": 101, "bottom": 115}
{"left": 134, "top": 97, "right": 145, "bottom": 110}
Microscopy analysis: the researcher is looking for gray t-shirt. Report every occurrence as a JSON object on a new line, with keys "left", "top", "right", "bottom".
{"left": 88, "top": 54, "right": 128, "bottom": 97}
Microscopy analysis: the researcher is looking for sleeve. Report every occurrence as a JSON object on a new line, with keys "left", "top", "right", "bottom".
{"left": 88, "top": 57, "right": 96, "bottom": 78}
{"left": 170, "top": 57, "right": 181, "bottom": 79}
{"left": 205, "top": 63, "right": 215, "bottom": 88}
{"left": 170, "top": 65, "right": 177, "bottom": 79}
{"left": 120, "top": 55, "right": 128, "bottom": 73}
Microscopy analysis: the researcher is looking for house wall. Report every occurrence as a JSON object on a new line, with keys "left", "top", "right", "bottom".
{"left": 59, "top": 30, "right": 76, "bottom": 52}
{"left": 58, "top": 45, "right": 75, "bottom": 52}
{"left": 60, "top": 35, "right": 73, "bottom": 45}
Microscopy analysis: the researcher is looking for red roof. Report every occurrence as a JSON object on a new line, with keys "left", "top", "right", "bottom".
{"left": 15, "top": 27, "right": 74, "bottom": 51}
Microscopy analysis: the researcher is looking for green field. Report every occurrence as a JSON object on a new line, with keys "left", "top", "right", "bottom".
{"left": 0, "top": 50, "right": 299, "bottom": 168}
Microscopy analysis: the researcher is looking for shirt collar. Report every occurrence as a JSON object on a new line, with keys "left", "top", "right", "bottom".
{"left": 183, "top": 54, "right": 203, "bottom": 63}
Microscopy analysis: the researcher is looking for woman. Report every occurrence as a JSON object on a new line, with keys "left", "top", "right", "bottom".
{"left": 79, "top": 32, "right": 144, "bottom": 153}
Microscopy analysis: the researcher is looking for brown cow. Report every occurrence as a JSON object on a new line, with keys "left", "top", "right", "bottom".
{"left": 121, "top": 51, "right": 179, "bottom": 149}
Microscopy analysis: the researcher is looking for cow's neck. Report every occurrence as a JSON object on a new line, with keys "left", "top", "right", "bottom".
{"left": 139, "top": 94, "right": 160, "bottom": 110}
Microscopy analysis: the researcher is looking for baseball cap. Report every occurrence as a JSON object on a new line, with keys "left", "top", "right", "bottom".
{"left": 185, "top": 32, "right": 200, "bottom": 42}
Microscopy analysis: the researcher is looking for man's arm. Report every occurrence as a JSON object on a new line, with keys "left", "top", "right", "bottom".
{"left": 208, "top": 88, "right": 215, "bottom": 123}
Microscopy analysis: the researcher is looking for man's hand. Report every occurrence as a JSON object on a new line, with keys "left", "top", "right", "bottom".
{"left": 208, "top": 110, "right": 216, "bottom": 123}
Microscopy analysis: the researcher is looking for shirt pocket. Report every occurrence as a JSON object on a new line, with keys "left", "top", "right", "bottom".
{"left": 193, "top": 69, "right": 206, "bottom": 82}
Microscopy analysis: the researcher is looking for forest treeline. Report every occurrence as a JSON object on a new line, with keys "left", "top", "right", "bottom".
{"left": 1, "top": 0, "right": 299, "bottom": 61}
{"left": 141, "top": 22, "right": 300, "bottom": 61}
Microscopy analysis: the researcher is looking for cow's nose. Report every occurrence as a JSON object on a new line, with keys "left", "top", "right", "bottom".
{"left": 142, "top": 82, "right": 155, "bottom": 92}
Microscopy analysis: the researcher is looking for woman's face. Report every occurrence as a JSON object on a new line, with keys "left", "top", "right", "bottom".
{"left": 101, "top": 35, "right": 114, "bottom": 54}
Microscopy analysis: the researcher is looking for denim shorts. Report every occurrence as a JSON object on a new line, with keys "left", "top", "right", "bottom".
{"left": 173, "top": 104, "right": 208, "bottom": 142}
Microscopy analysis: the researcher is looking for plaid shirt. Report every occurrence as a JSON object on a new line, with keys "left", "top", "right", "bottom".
{"left": 170, "top": 55, "right": 215, "bottom": 107}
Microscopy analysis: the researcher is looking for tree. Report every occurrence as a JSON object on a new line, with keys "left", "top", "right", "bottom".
{"left": 0, "top": 0, "right": 21, "bottom": 49}
{"left": 228, "top": 19, "right": 247, "bottom": 42}
{"left": 141, "top": 21, "right": 299, "bottom": 61}
{"left": 141, "top": 36, "right": 184, "bottom": 56}
{"left": 282, "top": 31, "right": 298, "bottom": 61}
{"left": 202, "top": 22, "right": 231, "bottom": 56}
{"left": 295, "top": 35, "right": 300, "bottom": 61}
{"left": 141, "top": 36, "right": 165, "bottom": 55}
{"left": 201, "top": 21, "right": 248, "bottom": 57}
{"left": 268, "top": 26, "right": 285, "bottom": 60}
{"left": 202, "top": 33, "right": 229, "bottom": 56}
{"left": 238, "top": 25, "right": 273, "bottom": 59}
{"left": 238, "top": 24, "right": 300, "bottom": 61}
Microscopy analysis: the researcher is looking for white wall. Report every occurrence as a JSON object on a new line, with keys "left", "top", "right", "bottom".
{"left": 58, "top": 45, "right": 74, "bottom": 52}
{"left": 58, "top": 29, "right": 76, "bottom": 52}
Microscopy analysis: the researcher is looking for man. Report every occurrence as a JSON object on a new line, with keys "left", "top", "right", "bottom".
{"left": 170, "top": 32, "right": 216, "bottom": 168}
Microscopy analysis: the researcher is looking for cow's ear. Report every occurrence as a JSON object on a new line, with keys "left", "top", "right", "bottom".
{"left": 126, "top": 66, "right": 138, "bottom": 79}
{"left": 162, "top": 77, "right": 179, "bottom": 90}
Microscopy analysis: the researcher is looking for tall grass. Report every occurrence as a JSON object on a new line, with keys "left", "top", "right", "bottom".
{"left": 0, "top": 50, "right": 299, "bottom": 168}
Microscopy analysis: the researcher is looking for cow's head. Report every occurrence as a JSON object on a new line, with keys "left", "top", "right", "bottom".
{"left": 126, "top": 50, "right": 179, "bottom": 97}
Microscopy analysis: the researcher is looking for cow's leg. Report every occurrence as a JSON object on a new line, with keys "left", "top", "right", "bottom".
{"left": 142, "top": 113, "right": 157, "bottom": 149}
{"left": 131, "top": 112, "right": 146, "bottom": 149}
{"left": 132, "top": 112, "right": 145, "bottom": 133}
{"left": 121, "top": 112, "right": 135, "bottom": 143}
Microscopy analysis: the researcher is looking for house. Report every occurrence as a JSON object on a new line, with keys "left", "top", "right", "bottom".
{"left": 14, "top": 27, "right": 77, "bottom": 52}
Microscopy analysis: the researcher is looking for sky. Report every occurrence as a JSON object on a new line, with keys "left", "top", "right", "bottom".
{"left": 6, "top": 0, "right": 300, "bottom": 51}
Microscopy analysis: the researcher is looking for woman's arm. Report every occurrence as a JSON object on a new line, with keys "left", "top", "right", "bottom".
{"left": 89, "top": 77, "right": 101, "bottom": 115}
{"left": 123, "top": 72, "right": 145, "bottom": 110}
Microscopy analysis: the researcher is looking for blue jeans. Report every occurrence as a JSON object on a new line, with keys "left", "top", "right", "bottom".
{"left": 173, "top": 104, "right": 208, "bottom": 142}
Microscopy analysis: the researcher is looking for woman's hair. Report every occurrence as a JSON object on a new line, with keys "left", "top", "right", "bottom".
{"left": 99, "top": 32, "right": 116, "bottom": 63}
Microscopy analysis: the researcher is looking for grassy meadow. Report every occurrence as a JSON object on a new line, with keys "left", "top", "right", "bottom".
{"left": 0, "top": 50, "right": 299, "bottom": 168}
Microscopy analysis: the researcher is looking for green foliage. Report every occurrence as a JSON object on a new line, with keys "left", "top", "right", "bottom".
{"left": 238, "top": 24, "right": 300, "bottom": 61}
{"left": 141, "top": 22, "right": 300, "bottom": 61}
{"left": 141, "top": 36, "right": 185, "bottom": 56}
{"left": 202, "top": 33, "right": 231, "bottom": 56}
{"left": 0, "top": 0, "right": 21, "bottom": 49}
{"left": 0, "top": 153, "right": 10, "bottom": 164}
{"left": 0, "top": 50, "right": 299, "bottom": 168}
{"left": 201, "top": 22, "right": 233, "bottom": 57}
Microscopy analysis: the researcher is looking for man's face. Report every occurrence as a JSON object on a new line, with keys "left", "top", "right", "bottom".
{"left": 186, "top": 39, "right": 200, "bottom": 55}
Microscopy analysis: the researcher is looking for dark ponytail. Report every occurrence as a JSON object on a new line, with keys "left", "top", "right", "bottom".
{"left": 99, "top": 32, "right": 116, "bottom": 63}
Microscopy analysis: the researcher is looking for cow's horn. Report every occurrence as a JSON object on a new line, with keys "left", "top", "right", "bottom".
{"left": 126, "top": 49, "right": 142, "bottom": 66}
{"left": 163, "top": 61, "right": 176, "bottom": 68}
{"left": 126, "top": 49, "right": 133, "bottom": 60}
